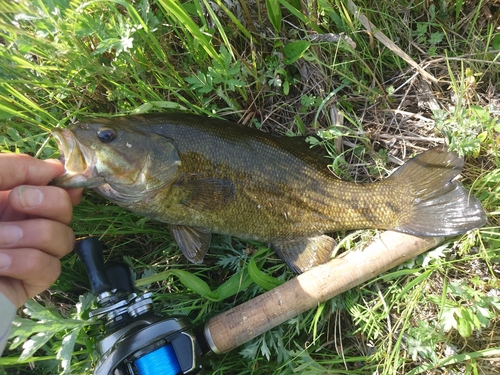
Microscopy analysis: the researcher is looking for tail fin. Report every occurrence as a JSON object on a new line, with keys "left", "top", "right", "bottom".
{"left": 389, "top": 147, "right": 486, "bottom": 236}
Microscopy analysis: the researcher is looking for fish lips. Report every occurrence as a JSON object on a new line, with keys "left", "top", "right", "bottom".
{"left": 51, "top": 128, "right": 104, "bottom": 188}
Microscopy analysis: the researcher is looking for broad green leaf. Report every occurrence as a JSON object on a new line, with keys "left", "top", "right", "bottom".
{"left": 131, "top": 101, "right": 187, "bottom": 114}
{"left": 213, "top": 269, "right": 252, "bottom": 300}
{"left": 439, "top": 305, "right": 458, "bottom": 332}
{"left": 492, "top": 33, "right": 500, "bottom": 50}
{"left": 283, "top": 40, "right": 310, "bottom": 65}
{"left": 456, "top": 308, "right": 474, "bottom": 338}
{"left": 20, "top": 331, "right": 55, "bottom": 361}
{"left": 429, "top": 32, "right": 444, "bottom": 45}
{"left": 266, "top": 0, "right": 282, "bottom": 33}
{"left": 132, "top": 102, "right": 153, "bottom": 114}
{"left": 248, "top": 254, "right": 284, "bottom": 290}
{"left": 171, "top": 269, "right": 216, "bottom": 299}
{"left": 136, "top": 268, "right": 253, "bottom": 301}
{"left": 10, "top": 318, "right": 84, "bottom": 337}
{"left": 23, "top": 299, "right": 63, "bottom": 320}
{"left": 150, "top": 101, "right": 187, "bottom": 110}
{"left": 76, "top": 293, "right": 95, "bottom": 318}
{"left": 58, "top": 328, "right": 81, "bottom": 373}
{"left": 475, "top": 305, "right": 495, "bottom": 327}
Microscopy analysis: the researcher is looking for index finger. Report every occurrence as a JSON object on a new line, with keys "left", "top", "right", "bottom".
{"left": 0, "top": 154, "right": 64, "bottom": 190}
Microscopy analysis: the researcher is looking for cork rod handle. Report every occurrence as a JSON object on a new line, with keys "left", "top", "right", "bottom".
{"left": 204, "top": 231, "right": 443, "bottom": 354}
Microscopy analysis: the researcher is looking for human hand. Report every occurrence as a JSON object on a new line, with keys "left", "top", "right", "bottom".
{"left": 0, "top": 154, "right": 83, "bottom": 308}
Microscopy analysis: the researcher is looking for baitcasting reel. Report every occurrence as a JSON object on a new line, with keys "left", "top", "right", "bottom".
{"left": 76, "top": 237, "right": 206, "bottom": 375}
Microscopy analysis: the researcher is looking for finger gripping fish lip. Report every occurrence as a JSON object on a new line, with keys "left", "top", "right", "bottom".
{"left": 51, "top": 128, "right": 102, "bottom": 188}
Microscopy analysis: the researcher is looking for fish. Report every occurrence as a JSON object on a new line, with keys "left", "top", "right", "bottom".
{"left": 51, "top": 113, "right": 487, "bottom": 273}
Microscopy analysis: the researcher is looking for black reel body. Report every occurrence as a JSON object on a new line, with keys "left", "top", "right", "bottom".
{"left": 76, "top": 237, "right": 203, "bottom": 375}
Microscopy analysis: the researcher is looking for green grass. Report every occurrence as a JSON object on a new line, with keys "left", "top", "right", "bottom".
{"left": 1, "top": 0, "right": 500, "bottom": 374}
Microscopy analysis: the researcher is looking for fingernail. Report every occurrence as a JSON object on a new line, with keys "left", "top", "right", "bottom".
{"left": 0, "top": 225, "right": 23, "bottom": 246}
{"left": 0, "top": 253, "right": 12, "bottom": 270}
{"left": 18, "top": 186, "right": 43, "bottom": 208}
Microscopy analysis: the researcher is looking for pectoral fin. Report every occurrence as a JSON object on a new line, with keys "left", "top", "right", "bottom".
{"left": 272, "top": 235, "right": 336, "bottom": 274}
{"left": 179, "top": 179, "right": 235, "bottom": 210}
{"left": 170, "top": 225, "right": 212, "bottom": 263}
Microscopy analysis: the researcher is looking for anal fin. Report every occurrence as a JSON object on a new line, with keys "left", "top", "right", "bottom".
{"left": 170, "top": 225, "right": 212, "bottom": 264}
{"left": 272, "top": 235, "right": 336, "bottom": 274}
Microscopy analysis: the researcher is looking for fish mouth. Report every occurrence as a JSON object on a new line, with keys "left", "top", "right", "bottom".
{"left": 51, "top": 128, "right": 104, "bottom": 188}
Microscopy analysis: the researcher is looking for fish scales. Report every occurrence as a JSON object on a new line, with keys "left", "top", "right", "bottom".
{"left": 52, "top": 113, "right": 487, "bottom": 273}
{"left": 139, "top": 118, "right": 399, "bottom": 238}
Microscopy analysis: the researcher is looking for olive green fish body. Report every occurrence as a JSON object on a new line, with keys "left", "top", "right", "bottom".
{"left": 52, "top": 113, "right": 487, "bottom": 273}
{"left": 108, "top": 115, "right": 401, "bottom": 236}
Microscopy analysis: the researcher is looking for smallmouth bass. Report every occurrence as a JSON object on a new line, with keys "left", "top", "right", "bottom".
{"left": 52, "top": 113, "right": 487, "bottom": 273}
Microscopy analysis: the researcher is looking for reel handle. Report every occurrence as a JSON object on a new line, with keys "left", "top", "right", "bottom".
{"left": 75, "top": 237, "right": 113, "bottom": 295}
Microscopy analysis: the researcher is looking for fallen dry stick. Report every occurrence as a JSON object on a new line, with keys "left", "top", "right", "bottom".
{"left": 204, "top": 231, "right": 443, "bottom": 353}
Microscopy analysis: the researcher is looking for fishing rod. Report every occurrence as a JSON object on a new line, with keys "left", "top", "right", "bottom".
{"left": 76, "top": 233, "right": 443, "bottom": 375}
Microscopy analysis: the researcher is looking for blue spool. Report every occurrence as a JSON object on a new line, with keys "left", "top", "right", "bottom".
{"left": 135, "top": 343, "right": 181, "bottom": 375}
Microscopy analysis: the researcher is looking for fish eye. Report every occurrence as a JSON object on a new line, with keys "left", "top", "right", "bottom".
{"left": 97, "top": 129, "right": 116, "bottom": 143}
